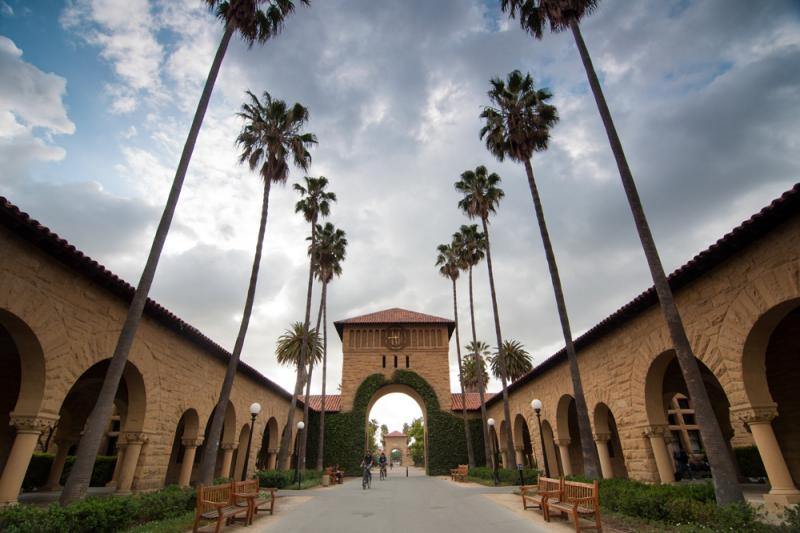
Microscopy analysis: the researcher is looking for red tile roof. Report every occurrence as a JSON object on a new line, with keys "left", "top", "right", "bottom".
{"left": 487, "top": 182, "right": 800, "bottom": 407}
{"left": 451, "top": 392, "right": 496, "bottom": 411}
{"left": 334, "top": 307, "right": 455, "bottom": 339}
{"left": 384, "top": 431, "right": 406, "bottom": 437}
{"left": 0, "top": 196, "right": 296, "bottom": 403}
{"left": 299, "top": 395, "right": 342, "bottom": 412}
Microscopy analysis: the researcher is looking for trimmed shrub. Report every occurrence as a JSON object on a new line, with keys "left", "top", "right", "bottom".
{"left": 782, "top": 504, "right": 800, "bottom": 530}
{"left": 734, "top": 446, "right": 767, "bottom": 480}
{"left": 0, "top": 485, "right": 194, "bottom": 533}
{"left": 467, "top": 466, "right": 538, "bottom": 485}
{"left": 256, "top": 469, "right": 320, "bottom": 489}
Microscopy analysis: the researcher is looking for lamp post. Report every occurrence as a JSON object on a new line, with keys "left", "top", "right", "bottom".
{"left": 487, "top": 418, "right": 499, "bottom": 486}
{"left": 295, "top": 421, "right": 305, "bottom": 489}
{"left": 531, "top": 399, "right": 550, "bottom": 478}
{"left": 241, "top": 402, "right": 261, "bottom": 481}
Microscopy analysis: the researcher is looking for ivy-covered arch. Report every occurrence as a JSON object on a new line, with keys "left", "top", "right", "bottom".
{"left": 306, "top": 370, "right": 484, "bottom": 475}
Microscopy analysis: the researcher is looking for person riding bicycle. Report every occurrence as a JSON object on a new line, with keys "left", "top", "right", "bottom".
{"left": 378, "top": 451, "right": 388, "bottom": 479}
{"left": 360, "top": 452, "right": 374, "bottom": 487}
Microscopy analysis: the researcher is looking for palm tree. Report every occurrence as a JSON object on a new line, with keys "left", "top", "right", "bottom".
{"left": 436, "top": 241, "right": 475, "bottom": 468}
{"left": 500, "top": 1, "right": 743, "bottom": 503}
{"left": 489, "top": 340, "right": 532, "bottom": 382}
{"left": 455, "top": 165, "right": 515, "bottom": 468}
{"left": 276, "top": 322, "right": 323, "bottom": 373}
{"left": 278, "top": 177, "right": 336, "bottom": 471}
{"left": 311, "top": 222, "right": 347, "bottom": 469}
{"left": 60, "top": 0, "right": 310, "bottom": 504}
{"left": 480, "top": 69, "right": 600, "bottom": 479}
{"left": 196, "top": 90, "right": 316, "bottom": 484}
{"left": 453, "top": 224, "right": 492, "bottom": 465}
{"left": 462, "top": 341, "right": 490, "bottom": 393}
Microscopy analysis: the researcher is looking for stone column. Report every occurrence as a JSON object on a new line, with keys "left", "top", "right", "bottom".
{"left": 44, "top": 436, "right": 76, "bottom": 491}
{"left": 738, "top": 406, "right": 800, "bottom": 507}
{"left": 178, "top": 438, "right": 203, "bottom": 488}
{"left": 116, "top": 432, "right": 147, "bottom": 495}
{"left": 594, "top": 433, "right": 613, "bottom": 479}
{"left": 644, "top": 425, "right": 674, "bottom": 484}
{"left": 0, "top": 414, "right": 58, "bottom": 506}
{"left": 219, "top": 443, "right": 237, "bottom": 479}
{"left": 107, "top": 445, "right": 125, "bottom": 487}
{"left": 266, "top": 448, "right": 278, "bottom": 470}
{"left": 556, "top": 438, "right": 572, "bottom": 477}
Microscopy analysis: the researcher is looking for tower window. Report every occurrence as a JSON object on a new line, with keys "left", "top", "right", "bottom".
{"left": 405, "top": 355, "right": 409, "bottom": 368}
{"left": 394, "top": 355, "right": 398, "bottom": 368}
{"left": 382, "top": 355, "right": 386, "bottom": 368}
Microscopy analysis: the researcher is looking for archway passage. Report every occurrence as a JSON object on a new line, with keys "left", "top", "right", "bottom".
{"left": 367, "top": 388, "right": 425, "bottom": 468}
{"left": 198, "top": 402, "right": 237, "bottom": 479}
{"left": 256, "top": 417, "right": 279, "bottom": 471}
{"left": 164, "top": 409, "right": 200, "bottom": 486}
{"left": 540, "top": 420, "right": 560, "bottom": 477}
{"left": 593, "top": 403, "right": 628, "bottom": 479}
{"left": 513, "top": 414, "right": 534, "bottom": 468}
{"left": 556, "top": 395, "right": 585, "bottom": 477}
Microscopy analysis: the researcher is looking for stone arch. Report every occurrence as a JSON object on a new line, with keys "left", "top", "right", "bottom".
{"left": 256, "top": 416, "right": 279, "bottom": 470}
{"left": 164, "top": 408, "right": 200, "bottom": 485}
{"left": 365, "top": 383, "right": 428, "bottom": 467}
{"left": 555, "top": 394, "right": 585, "bottom": 476}
{"left": 198, "top": 401, "right": 237, "bottom": 478}
{"left": 555, "top": 394, "right": 574, "bottom": 440}
{"left": 513, "top": 414, "right": 534, "bottom": 468}
{"left": 540, "top": 419, "right": 560, "bottom": 477}
{"left": 593, "top": 402, "right": 628, "bottom": 478}
{"left": 498, "top": 419, "right": 510, "bottom": 468}
{"left": 232, "top": 423, "right": 251, "bottom": 481}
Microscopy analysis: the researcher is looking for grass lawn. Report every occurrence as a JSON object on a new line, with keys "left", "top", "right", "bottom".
{"left": 124, "top": 511, "right": 194, "bottom": 533}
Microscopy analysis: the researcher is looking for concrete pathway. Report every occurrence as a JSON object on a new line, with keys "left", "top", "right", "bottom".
{"left": 253, "top": 467, "right": 553, "bottom": 533}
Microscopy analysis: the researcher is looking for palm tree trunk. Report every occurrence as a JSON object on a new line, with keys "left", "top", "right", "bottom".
{"left": 570, "top": 20, "right": 743, "bottom": 503}
{"left": 452, "top": 278, "right": 475, "bottom": 468}
{"left": 479, "top": 217, "right": 516, "bottom": 469}
{"left": 523, "top": 158, "right": 600, "bottom": 479}
{"left": 277, "top": 222, "right": 317, "bottom": 470}
{"left": 316, "top": 281, "right": 328, "bottom": 470}
{"left": 197, "top": 176, "right": 272, "bottom": 484}
{"left": 469, "top": 266, "right": 492, "bottom": 465}
{"left": 59, "top": 22, "right": 235, "bottom": 505}
{"left": 298, "top": 289, "right": 324, "bottom": 471}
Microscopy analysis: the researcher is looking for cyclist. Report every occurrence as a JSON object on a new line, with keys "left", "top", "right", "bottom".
{"left": 378, "top": 451, "right": 388, "bottom": 480}
{"left": 360, "top": 451, "right": 374, "bottom": 489}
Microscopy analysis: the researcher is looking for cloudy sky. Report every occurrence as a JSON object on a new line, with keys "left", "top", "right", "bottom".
{"left": 1, "top": 0, "right": 799, "bottom": 433}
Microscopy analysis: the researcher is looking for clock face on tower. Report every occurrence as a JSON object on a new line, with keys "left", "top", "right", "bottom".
{"left": 385, "top": 327, "right": 407, "bottom": 350}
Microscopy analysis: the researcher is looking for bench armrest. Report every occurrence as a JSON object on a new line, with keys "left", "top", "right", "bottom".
{"left": 201, "top": 500, "right": 227, "bottom": 509}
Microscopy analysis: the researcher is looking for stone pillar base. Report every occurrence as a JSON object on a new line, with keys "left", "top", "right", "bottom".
{"left": 763, "top": 491, "right": 800, "bottom": 511}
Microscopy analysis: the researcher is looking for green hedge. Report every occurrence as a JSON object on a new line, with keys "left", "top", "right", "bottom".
{"left": 22, "top": 453, "right": 117, "bottom": 491}
{"left": 317, "top": 371, "right": 487, "bottom": 476}
{"left": 468, "top": 466, "right": 538, "bottom": 485}
{"left": 734, "top": 446, "right": 767, "bottom": 479}
{"left": 0, "top": 485, "right": 194, "bottom": 533}
{"left": 256, "top": 469, "right": 321, "bottom": 489}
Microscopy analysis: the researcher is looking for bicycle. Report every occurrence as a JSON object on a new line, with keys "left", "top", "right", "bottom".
{"left": 379, "top": 463, "right": 387, "bottom": 480}
{"left": 362, "top": 465, "right": 372, "bottom": 489}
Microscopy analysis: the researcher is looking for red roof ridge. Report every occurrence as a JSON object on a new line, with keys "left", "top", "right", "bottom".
{"left": 333, "top": 307, "right": 454, "bottom": 339}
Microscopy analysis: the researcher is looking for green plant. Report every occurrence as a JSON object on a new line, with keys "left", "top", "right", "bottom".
{"left": 467, "top": 466, "right": 538, "bottom": 485}
{"left": 22, "top": 453, "right": 117, "bottom": 491}
{"left": 782, "top": 504, "right": 800, "bottom": 530}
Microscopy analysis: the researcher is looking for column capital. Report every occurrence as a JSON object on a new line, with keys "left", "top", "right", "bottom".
{"left": 267, "top": 448, "right": 279, "bottom": 454}
{"left": 642, "top": 425, "right": 669, "bottom": 438}
{"left": 732, "top": 404, "right": 778, "bottom": 426}
{"left": 120, "top": 432, "right": 149, "bottom": 445}
{"left": 221, "top": 442, "right": 238, "bottom": 451}
{"left": 555, "top": 438, "right": 571, "bottom": 447}
{"left": 181, "top": 437, "right": 204, "bottom": 448}
{"left": 514, "top": 445, "right": 524, "bottom": 451}
{"left": 9, "top": 413, "right": 59, "bottom": 434}
{"left": 594, "top": 433, "right": 611, "bottom": 443}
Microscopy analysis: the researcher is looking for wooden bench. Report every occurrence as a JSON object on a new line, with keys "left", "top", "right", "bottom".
{"left": 233, "top": 479, "right": 276, "bottom": 524}
{"left": 450, "top": 464, "right": 468, "bottom": 482}
{"left": 547, "top": 479, "right": 602, "bottom": 532}
{"left": 192, "top": 482, "right": 249, "bottom": 533}
{"left": 521, "top": 476, "right": 562, "bottom": 520}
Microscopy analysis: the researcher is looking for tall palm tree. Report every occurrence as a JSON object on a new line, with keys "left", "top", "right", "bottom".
{"left": 480, "top": 69, "right": 600, "bottom": 478}
{"left": 453, "top": 224, "right": 492, "bottom": 465}
{"left": 196, "top": 90, "right": 316, "bottom": 484}
{"left": 455, "top": 165, "right": 515, "bottom": 468}
{"left": 436, "top": 241, "right": 475, "bottom": 468}
{"left": 462, "top": 341, "right": 491, "bottom": 393}
{"left": 278, "top": 177, "right": 336, "bottom": 471}
{"left": 500, "top": 1, "right": 743, "bottom": 503}
{"left": 311, "top": 222, "right": 347, "bottom": 469}
{"left": 60, "top": 0, "right": 310, "bottom": 504}
{"left": 276, "top": 322, "right": 323, "bottom": 373}
{"left": 489, "top": 340, "right": 533, "bottom": 382}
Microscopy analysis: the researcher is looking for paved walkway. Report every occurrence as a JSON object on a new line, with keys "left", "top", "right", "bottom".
{"left": 254, "top": 467, "right": 552, "bottom": 533}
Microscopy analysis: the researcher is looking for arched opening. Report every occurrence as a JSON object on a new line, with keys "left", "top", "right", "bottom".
{"left": 594, "top": 403, "right": 628, "bottom": 479}
{"left": 556, "top": 394, "right": 585, "bottom": 476}
{"left": 499, "top": 420, "right": 510, "bottom": 468}
{"left": 198, "top": 401, "right": 237, "bottom": 479}
{"left": 513, "top": 414, "right": 534, "bottom": 468}
{"left": 366, "top": 388, "right": 425, "bottom": 469}
{"left": 256, "top": 417, "right": 278, "bottom": 470}
{"left": 0, "top": 309, "right": 46, "bottom": 475}
{"left": 743, "top": 301, "right": 800, "bottom": 485}
{"left": 232, "top": 423, "right": 251, "bottom": 481}
{"left": 164, "top": 409, "right": 199, "bottom": 485}
{"left": 645, "top": 350, "right": 734, "bottom": 480}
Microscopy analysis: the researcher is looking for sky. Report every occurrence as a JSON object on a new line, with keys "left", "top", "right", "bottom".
{"left": 1, "top": 0, "right": 799, "bottom": 434}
